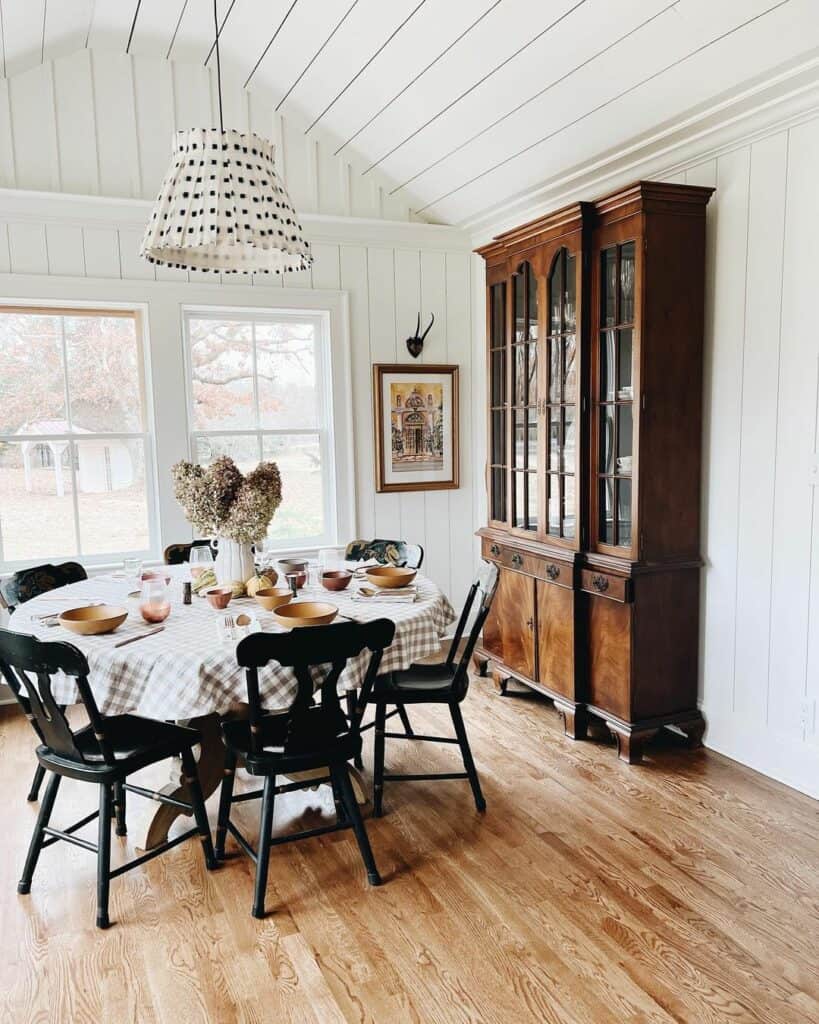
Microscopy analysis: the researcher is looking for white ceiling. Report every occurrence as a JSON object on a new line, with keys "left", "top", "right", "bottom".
{"left": 0, "top": 0, "right": 818, "bottom": 227}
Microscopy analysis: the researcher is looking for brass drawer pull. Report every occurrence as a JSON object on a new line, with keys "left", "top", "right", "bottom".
{"left": 511, "top": 553, "right": 523, "bottom": 568}
{"left": 591, "top": 574, "right": 609, "bottom": 593}
{"left": 546, "top": 563, "right": 560, "bottom": 581}
{"left": 489, "top": 543, "right": 500, "bottom": 557}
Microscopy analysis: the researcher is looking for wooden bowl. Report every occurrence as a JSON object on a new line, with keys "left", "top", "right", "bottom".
{"left": 254, "top": 587, "right": 293, "bottom": 611}
{"left": 141, "top": 571, "right": 171, "bottom": 585}
{"left": 321, "top": 570, "right": 352, "bottom": 592}
{"left": 59, "top": 605, "right": 128, "bottom": 636}
{"left": 365, "top": 566, "right": 417, "bottom": 589}
{"left": 204, "top": 586, "right": 233, "bottom": 610}
{"left": 278, "top": 558, "right": 307, "bottom": 574}
{"left": 273, "top": 601, "right": 338, "bottom": 628}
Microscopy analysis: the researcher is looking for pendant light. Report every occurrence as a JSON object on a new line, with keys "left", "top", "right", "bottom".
{"left": 140, "top": 0, "right": 312, "bottom": 275}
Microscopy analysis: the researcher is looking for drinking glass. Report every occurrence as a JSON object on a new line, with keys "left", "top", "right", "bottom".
{"left": 188, "top": 544, "right": 213, "bottom": 580}
{"left": 139, "top": 578, "right": 171, "bottom": 624}
{"left": 123, "top": 557, "right": 142, "bottom": 585}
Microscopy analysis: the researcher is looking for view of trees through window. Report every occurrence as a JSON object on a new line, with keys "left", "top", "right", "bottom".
{"left": 186, "top": 313, "right": 331, "bottom": 545}
{"left": 0, "top": 309, "right": 150, "bottom": 564}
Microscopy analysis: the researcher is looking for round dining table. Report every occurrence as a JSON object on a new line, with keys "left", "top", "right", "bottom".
{"left": 9, "top": 564, "right": 455, "bottom": 848}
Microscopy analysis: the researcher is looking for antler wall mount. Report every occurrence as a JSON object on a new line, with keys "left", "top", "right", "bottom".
{"left": 406, "top": 313, "right": 435, "bottom": 358}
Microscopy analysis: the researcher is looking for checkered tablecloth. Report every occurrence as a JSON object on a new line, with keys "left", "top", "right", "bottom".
{"left": 8, "top": 567, "right": 456, "bottom": 719}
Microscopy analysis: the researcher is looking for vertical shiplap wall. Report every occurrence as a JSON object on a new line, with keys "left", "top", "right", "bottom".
{"left": 0, "top": 50, "right": 416, "bottom": 222}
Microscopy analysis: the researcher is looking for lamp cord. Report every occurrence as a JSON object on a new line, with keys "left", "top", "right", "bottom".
{"left": 214, "top": 0, "right": 224, "bottom": 132}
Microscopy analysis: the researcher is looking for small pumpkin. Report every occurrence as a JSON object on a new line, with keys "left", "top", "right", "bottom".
{"left": 191, "top": 568, "right": 217, "bottom": 594}
{"left": 246, "top": 572, "right": 276, "bottom": 597}
{"left": 230, "top": 580, "right": 247, "bottom": 598}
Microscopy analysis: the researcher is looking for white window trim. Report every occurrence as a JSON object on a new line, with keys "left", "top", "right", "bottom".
{"left": 0, "top": 274, "right": 356, "bottom": 572}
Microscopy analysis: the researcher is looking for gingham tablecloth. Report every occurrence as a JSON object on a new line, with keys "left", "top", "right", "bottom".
{"left": 8, "top": 566, "right": 455, "bottom": 719}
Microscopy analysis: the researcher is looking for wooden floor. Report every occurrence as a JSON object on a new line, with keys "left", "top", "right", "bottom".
{"left": 1, "top": 683, "right": 818, "bottom": 1024}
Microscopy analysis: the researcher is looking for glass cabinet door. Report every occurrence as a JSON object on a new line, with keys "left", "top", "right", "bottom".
{"left": 511, "top": 262, "right": 538, "bottom": 532}
{"left": 545, "top": 247, "right": 578, "bottom": 541}
{"left": 597, "top": 240, "right": 635, "bottom": 548}
{"left": 488, "top": 281, "right": 507, "bottom": 523}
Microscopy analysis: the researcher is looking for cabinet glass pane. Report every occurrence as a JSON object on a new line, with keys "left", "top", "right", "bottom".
{"left": 562, "top": 475, "right": 575, "bottom": 539}
{"left": 491, "top": 348, "right": 505, "bottom": 405}
{"left": 562, "top": 405, "right": 576, "bottom": 473}
{"left": 563, "top": 334, "right": 576, "bottom": 404}
{"left": 514, "top": 345, "right": 526, "bottom": 405}
{"left": 549, "top": 407, "right": 560, "bottom": 471}
{"left": 514, "top": 410, "right": 525, "bottom": 468}
{"left": 514, "top": 271, "right": 525, "bottom": 342}
{"left": 490, "top": 283, "right": 505, "bottom": 348}
{"left": 617, "top": 404, "right": 633, "bottom": 463}
{"left": 619, "top": 241, "right": 635, "bottom": 324}
{"left": 527, "top": 473, "right": 538, "bottom": 530}
{"left": 601, "top": 247, "right": 616, "bottom": 326}
{"left": 527, "top": 344, "right": 537, "bottom": 405}
{"left": 565, "top": 255, "right": 576, "bottom": 331}
{"left": 600, "top": 331, "right": 615, "bottom": 400}
{"left": 548, "top": 475, "right": 560, "bottom": 534}
{"left": 491, "top": 411, "right": 506, "bottom": 464}
{"left": 528, "top": 266, "right": 539, "bottom": 341}
{"left": 550, "top": 253, "right": 563, "bottom": 335}
{"left": 514, "top": 472, "right": 525, "bottom": 528}
{"left": 527, "top": 416, "right": 538, "bottom": 469}
{"left": 599, "top": 405, "right": 614, "bottom": 474}
{"left": 491, "top": 469, "right": 506, "bottom": 521}
{"left": 599, "top": 478, "right": 614, "bottom": 544}
{"left": 617, "top": 328, "right": 633, "bottom": 398}
{"left": 617, "top": 478, "right": 632, "bottom": 546}
{"left": 549, "top": 339, "right": 560, "bottom": 402}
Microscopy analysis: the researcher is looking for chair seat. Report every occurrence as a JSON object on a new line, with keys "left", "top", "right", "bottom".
{"left": 221, "top": 709, "right": 360, "bottom": 775}
{"left": 371, "top": 662, "right": 458, "bottom": 703}
{"left": 37, "top": 714, "right": 199, "bottom": 780}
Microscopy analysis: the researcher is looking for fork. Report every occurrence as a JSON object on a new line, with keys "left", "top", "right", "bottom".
{"left": 223, "top": 613, "right": 236, "bottom": 642}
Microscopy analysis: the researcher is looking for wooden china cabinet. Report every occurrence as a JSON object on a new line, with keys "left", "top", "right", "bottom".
{"left": 476, "top": 181, "right": 713, "bottom": 764}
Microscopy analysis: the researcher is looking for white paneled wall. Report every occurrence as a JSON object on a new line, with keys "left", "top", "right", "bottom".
{"left": 0, "top": 49, "right": 416, "bottom": 222}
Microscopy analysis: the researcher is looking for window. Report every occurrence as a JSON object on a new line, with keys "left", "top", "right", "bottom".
{"left": 184, "top": 309, "right": 337, "bottom": 549}
{"left": 0, "top": 306, "right": 154, "bottom": 568}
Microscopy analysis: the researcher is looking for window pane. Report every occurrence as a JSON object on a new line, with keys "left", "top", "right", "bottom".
{"left": 491, "top": 411, "right": 506, "bottom": 464}
{"left": 195, "top": 433, "right": 260, "bottom": 474}
{"left": 256, "top": 322, "right": 318, "bottom": 429}
{"left": 490, "top": 284, "right": 505, "bottom": 349}
{"left": 620, "top": 242, "right": 635, "bottom": 324}
{"left": 526, "top": 414, "right": 538, "bottom": 470}
{"left": 617, "top": 328, "right": 633, "bottom": 397}
{"left": 263, "top": 434, "right": 324, "bottom": 541}
{"left": 601, "top": 247, "right": 616, "bottom": 326}
{"left": 76, "top": 439, "right": 149, "bottom": 555}
{"left": 527, "top": 343, "right": 537, "bottom": 405}
{"left": 599, "top": 478, "right": 614, "bottom": 544}
{"left": 565, "top": 254, "right": 576, "bottom": 331}
{"left": 600, "top": 405, "right": 614, "bottom": 474}
{"left": 600, "top": 331, "right": 615, "bottom": 401}
{"left": 562, "top": 405, "right": 575, "bottom": 473}
{"left": 563, "top": 335, "right": 576, "bottom": 405}
{"left": 65, "top": 316, "right": 143, "bottom": 432}
{"left": 189, "top": 318, "right": 254, "bottom": 431}
{"left": 0, "top": 439, "right": 78, "bottom": 560}
{"left": 514, "top": 472, "right": 525, "bottom": 528}
{"left": 491, "top": 468, "right": 506, "bottom": 522}
{"left": 513, "top": 410, "right": 525, "bottom": 469}
{"left": 0, "top": 313, "right": 66, "bottom": 434}
{"left": 618, "top": 478, "right": 632, "bottom": 547}
{"left": 526, "top": 473, "right": 537, "bottom": 530}
{"left": 549, "top": 253, "right": 563, "bottom": 335}
{"left": 549, "top": 407, "right": 560, "bottom": 472}
{"left": 562, "top": 475, "right": 575, "bottom": 539}
{"left": 514, "top": 345, "right": 526, "bottom": 406}
{"left": 617, "top": 404, "right": 633, "bottom": 462}
{"left": 548, "top": 475, "right": 560, "bottom": 534}
{"left": 490, "top": 349, "right": 505, "bottom": 406}
{"left": 549, "top": 339, "right": 560, "bottom": 403}
{"left": 527, "top": 265, "right": 538, "bottom": 341}
{"left": 513, "top": 271, "right": 525, "bottom": 342}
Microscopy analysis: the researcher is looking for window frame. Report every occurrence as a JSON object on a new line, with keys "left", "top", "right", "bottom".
{"left": 0, "top": 300, "right": 159, "bottom": 572}
{"left": 182, "top": 304, "right": 341, "bottom": 552}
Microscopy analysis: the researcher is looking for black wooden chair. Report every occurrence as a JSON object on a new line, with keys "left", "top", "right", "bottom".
{"left": 0, "top": 627, "right": 217, "bottom": 929}
{"left": 344, "top": 538, "right": 424, "bottom": 570}
{"left": 215, "top": 618, "right": 395, "bottom": 919}
{"left": 0, "top": 561, "right": 88, "bottom": 804}
{"left": 163, "top": 539, "right": 217, "bottom": 565}
{"left": 355, "top": 561, "right": 499, "bottom": 818}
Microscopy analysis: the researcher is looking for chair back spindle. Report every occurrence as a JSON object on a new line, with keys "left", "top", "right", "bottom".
{"left": 446, "top": 561, "right": 500, "bottom": 698}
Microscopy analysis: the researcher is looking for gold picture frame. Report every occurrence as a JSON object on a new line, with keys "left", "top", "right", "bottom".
{"left": 373, "top": 364, "right": 459, "bottom": 493}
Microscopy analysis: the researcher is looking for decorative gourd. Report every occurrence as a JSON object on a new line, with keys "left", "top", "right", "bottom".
{"left": 230, "top": 580, "right": 246, "bottom": 598}
{"left": 192, "top": 569, "right": 217, "bottom": 594}
{"left": 246, "top": 573, "right": 276, "bottom": 597}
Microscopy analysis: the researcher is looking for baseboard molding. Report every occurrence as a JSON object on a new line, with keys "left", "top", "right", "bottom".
{"left": 702, "top": 707, "right": 819, "bottom": 801}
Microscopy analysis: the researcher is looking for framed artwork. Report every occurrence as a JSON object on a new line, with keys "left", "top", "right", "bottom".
{"left": 373, "top": 363, "right": 459, "bottom": 493}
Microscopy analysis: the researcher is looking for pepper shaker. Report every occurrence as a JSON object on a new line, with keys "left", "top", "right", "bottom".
{"left": 183, "top": 580, "right": 192, "bottom": 605}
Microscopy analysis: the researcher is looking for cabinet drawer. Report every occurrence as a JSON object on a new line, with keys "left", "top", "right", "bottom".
{"left": 580, "top": 569, "right": 631, "bottom": 603}
{"left": 482, "top": 538, "right": 572, "bottom": 589}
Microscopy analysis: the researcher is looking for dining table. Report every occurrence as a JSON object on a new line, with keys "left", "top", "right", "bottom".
{"left": 8, "top": 563, "right": 456, "bottom": 849}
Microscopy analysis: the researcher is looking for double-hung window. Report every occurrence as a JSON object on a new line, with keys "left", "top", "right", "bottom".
{"left": 0, "top": 306, "right": 154, "bottom": 568}
{"left": 184, "top": 308, "right": 337, "bottom": 550}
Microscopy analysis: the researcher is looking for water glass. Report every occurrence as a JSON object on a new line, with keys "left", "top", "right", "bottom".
{"left": 123, "top": 557, "right": 142, "bottom": 584}
{"left": 189, "top": 544, "right": 213, "bottom": 580}
{"left": 139, "top": 578, "right": 171, "bottom": 624}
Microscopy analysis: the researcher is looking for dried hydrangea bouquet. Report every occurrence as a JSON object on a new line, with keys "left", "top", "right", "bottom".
{"left": 172, "top": 456, "right": 282, "bottom": 584}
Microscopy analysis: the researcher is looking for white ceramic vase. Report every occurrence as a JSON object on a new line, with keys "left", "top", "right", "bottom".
{"left": 214, "top": 536, "right": 255, "bottom": 585}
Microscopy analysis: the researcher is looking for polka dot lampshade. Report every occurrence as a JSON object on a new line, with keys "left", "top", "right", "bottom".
{"left": 140, "top": 127, "right": 313, "bottom": 275}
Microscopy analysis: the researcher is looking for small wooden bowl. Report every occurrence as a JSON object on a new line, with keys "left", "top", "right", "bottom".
{"left": 254, "top": 587, "right": 293, "bottom": 611}
{"left": 273, "top": 601, "right": 338, "bottom": 628}
{"left": 278, "top": 558, "right": 307, "bottom": 574}
{"left": 204, "top": 586, "right": 233, "bottom": 610}
{"left": 365, "top": 566, "right": 417, "bottom": 589}
{"left": 59, "top": 605, "right": 128, "bottom": 636}
{"left": 141, "top": 571, "right": 171, "bottom": 585}
{"left": 321, "top": 570, "right": 352, "bottom": 592}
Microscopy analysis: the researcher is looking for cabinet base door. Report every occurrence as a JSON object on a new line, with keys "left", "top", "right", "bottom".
{"left": 587, "top": 595, "right": 632, "bottom": 721}
{"left": 483, "top": 568, "right": 536, "bottom": 681}
{"left": 536, "top": 579, "right": 575, "bottom": 701}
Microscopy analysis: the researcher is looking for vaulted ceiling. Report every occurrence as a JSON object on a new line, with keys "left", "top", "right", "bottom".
{"left": 0, "top": 0, "right": 817, "bottom": 228}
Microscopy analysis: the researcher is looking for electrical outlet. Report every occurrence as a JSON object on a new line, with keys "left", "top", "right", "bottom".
{"left": 798, "top": 699, "right": 816, "bottom": 735}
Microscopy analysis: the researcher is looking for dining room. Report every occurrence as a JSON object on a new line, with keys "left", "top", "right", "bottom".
{"left": 0, "top": 2, "right": 818, "bottom": 1022}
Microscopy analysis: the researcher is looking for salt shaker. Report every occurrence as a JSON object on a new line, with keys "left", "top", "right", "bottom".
{"left": 183, "top": 581, "right": 192, "bottom": 605}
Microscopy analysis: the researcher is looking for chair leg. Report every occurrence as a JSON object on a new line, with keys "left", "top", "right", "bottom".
{"left": 372, "top": 702, "right": 387, "bottom": 818}
{"left": 181, "top": 748, "right": 217, "bottom": 871}
{"left": 330, "top": 771, "right": 348, "bottom": 825}
{"left": 333, "top": 764, "right": 381, "bottom": 887}
{"left": 346, "top": 690, "right": 364, "bottom": 770}
{"left": 397, "top": 704, "right": 414, "bottom": 737}
{"left": 450, "top": 702, "right": 486, "bottom": 812}
{"left": 26, "top": 764, "right": 46, "bottom": 802}
{"left": 113, "top": 780, "right": 127, "bottom": 836}
{"left": 97, "top": 784, "right": 113, "bottom": 929}
{"left": 215, "top": 748, "right": 237, "bottom": 861}
{"left": 252, "top": 775, "right": 276, "bottom": 919}
{"left": 17, "top": 772, "right": 61, "bottom": 894}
